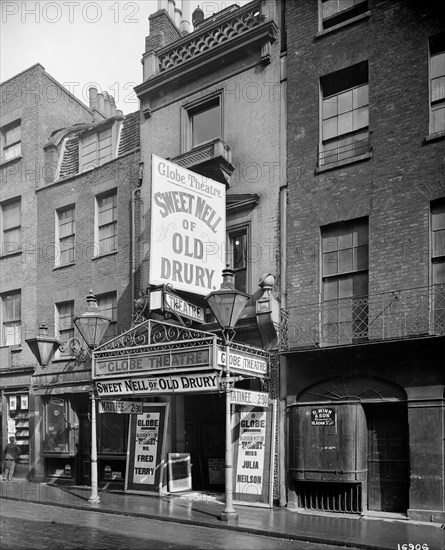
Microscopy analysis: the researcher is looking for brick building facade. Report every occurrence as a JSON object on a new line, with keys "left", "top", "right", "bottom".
{"left": 282, "top": 0, "right": 445, "bottom": 522}
{"left": 0, "top": 64, "right": 93, "bottom": 479}
{"left": 30, "top": 93, "right": 140, "bottom": 483}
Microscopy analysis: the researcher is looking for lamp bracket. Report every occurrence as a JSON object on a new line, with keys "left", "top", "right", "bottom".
{"left": 59, "top": 337, "right": 89, "bottom": 362}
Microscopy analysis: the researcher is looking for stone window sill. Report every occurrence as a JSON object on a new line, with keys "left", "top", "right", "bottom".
{"left": 316, "top": 11, "right": 371, "bottom": 38}
{"left": 424, "top": 130, "right": 445, "bottom": 144}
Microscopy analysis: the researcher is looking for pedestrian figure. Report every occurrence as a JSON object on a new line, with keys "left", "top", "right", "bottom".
{"left": 3, "top": 436, "right": 21, "bottom": 481}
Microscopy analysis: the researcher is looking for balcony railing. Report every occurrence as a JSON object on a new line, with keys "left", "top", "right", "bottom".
{"left": 279, "top": 284, "right": 445, "bottom": 351}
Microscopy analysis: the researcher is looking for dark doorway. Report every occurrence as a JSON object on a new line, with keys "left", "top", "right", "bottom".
{"left": 364, "top": 402, "right": 409, "bottom": 512}
{"left": 184, "top": 394, "right": 225, "bottom": 490}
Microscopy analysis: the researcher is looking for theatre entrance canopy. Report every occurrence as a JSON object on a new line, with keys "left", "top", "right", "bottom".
{"left": 92, "top": 319, "right": 269, "bottom": 397}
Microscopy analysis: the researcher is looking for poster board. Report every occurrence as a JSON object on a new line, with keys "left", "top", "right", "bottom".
{"left": 125, "top": 403, "right": 169, "bottom": 495}
{"left": 232, "top": 400, "right": 276, "bottom": 508}
{"left": 168, "top": 453, "right": 192, "bottom": 492}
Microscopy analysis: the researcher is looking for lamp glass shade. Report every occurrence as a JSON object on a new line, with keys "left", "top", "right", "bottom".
{"left": 206, "top": 290, "right": 249, "bottom": 330}
{"left": 26, "top": 335, "right": 60, "bottom": 367}
{"left": 74, "top": 314, "right": 111, "bottom": 349}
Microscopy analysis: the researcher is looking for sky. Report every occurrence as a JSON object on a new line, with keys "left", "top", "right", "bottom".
{"left": 1, "top": 0, "right": 250, "bottom": 113}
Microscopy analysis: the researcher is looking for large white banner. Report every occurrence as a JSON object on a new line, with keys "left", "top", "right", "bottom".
{"left": 150, "top": 154, "right": 226, "bottom": 295}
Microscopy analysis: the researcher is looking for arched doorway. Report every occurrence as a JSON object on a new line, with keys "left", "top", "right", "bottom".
{"left": 290, "top": 376, "right": 408, "bottom": 514}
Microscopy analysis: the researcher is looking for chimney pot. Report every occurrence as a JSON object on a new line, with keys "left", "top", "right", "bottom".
{"left": 167, "top": 0, "right": 175, "bottom": 19}
{"left": 89, "top": 87, "right": 98, "bottom": 111}
{"left": 192, "top": 5, "right": 204, "bottom": 28}
{"left": 97, "top": 93, "right": 105, "bottom": 115}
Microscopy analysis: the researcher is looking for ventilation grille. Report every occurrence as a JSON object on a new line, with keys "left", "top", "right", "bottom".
{"left": 296, "top": 481, "right": 361, "bottom": 514}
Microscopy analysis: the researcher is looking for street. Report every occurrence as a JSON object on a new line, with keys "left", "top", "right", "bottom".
{"left": 1, "top": 500, "right": 356, "bottom": 550}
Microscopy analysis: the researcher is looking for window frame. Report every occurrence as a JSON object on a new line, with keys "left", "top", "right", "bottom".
{"left": 94, "top": 190, "right": 118, "bottom": 257}
{"left": 429, "top": 34, "right": 445, "bottom": 136}
{"left": 79, "top": 123, "right": 118, "bottom": 172}
{"left": 1, "top": 197, "right": 21, "bottom": 256}
{"left": 226, "top": 224, "right": 250, "bottom": 294}
{"left": 319, "top": 62, "right": 369, "bottom": 167}
{"left": 1, "top": 119, "right": 21, "bottom": 163}
{"left": 55, "top": 205, "right": 76, "bottom": 267}
{"left": 55, "top": 301, "right": 75, "bottom": 358}
{"left": 320, "top": 218, "right": 369, "bottom": 344}
{"left": 97, "top": 291, "right": 118, "bottom": 341}
{"left": 431, "top": 198, "right": 445, "bottom": 284}
{"left": 319, "top": 0, "right": 368, "bottom": 31}
{"left": 182, "top": 91, "right": 223, "bottom": 153}
{"left": 1, "top": 290, "right": 21, "bottom": 347}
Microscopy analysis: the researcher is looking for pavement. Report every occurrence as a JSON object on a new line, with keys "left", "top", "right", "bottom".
{"left": 1, "top": 479, "right": 444, "bottom": 550}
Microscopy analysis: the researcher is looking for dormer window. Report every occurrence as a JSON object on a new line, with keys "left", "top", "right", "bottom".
{"left": 80, "top": 125, "right": 115, "bottom": 172}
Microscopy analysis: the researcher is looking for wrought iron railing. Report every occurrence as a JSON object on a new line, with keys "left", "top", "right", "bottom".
{"left": 280, "top": 284, "right": 445, "bottom": 351}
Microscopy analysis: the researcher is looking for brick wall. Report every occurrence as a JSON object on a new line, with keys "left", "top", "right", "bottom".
{"left": 0, "top": 64, "right": 93, "bottom": 369}
{"left": 35, "top": 151, "right": 140, "bottom": 340}
{"left": 286, "top": 0, "right": 445, "bottom": 308}
{"left": 138, "top": 41, "right": 284, "bottom": 298}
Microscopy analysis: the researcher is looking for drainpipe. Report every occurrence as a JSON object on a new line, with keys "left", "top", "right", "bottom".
{"left": 131, "top": 163, "right": 144, "bottom": 320}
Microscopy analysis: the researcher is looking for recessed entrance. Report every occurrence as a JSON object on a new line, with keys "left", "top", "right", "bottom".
{"left": 184, "top": 394, "right": 225, "bottom": 490}
{"left": 292, "top": 376, "right": 409, "bottom": 515}
{"left": 363, "top": 402, "right": 409, "bottom": 513}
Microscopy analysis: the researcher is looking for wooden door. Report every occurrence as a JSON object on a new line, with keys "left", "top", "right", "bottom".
{"left": 365, "top": 403, "right": 409, "bottom": 512}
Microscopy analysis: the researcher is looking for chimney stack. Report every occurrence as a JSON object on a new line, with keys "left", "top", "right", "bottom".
{"left": 89, "top": 86, "right": 98, "bottom": 112}
{"left": 103, "top": 91, "right": 111, "bottom": 117}
{"left": 180, "top": 0, "right": 191, "bottom": 35}
{"left": 97, "top": 93, "right": 105, "bottom": 115}
{"left": 157, "top": 0, "right": 168, "bottom": 10}
{"left": 167, "top": 0, "right": 175, "bottom": 19}
{"left": 110, "top": 96, "right": 117, "bottom": 117}
{"left": 174, "top": 5, "right": 182, "bottom": 27}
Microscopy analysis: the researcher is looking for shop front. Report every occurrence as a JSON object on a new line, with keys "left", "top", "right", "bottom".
{"left": 91, "top": 318, "right": 275, "bottom": 502}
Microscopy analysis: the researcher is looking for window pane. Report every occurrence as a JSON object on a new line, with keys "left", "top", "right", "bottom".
{"left": 322, "top": 0, "right": 338, "bottom": 19}
{"left": 355, "top": 244, "right": 369, "bottom": 269}
{"left": 431, "top": 52, "right": 445, "bottom": 80}
{"left": 98, "top": 294, "right": 116, "bottom": 321}
{"left": 338, "top": 228, "right": 353, "bottom": 249}
{"left": 432, "top": 104, "right": 445, "bottom": 133}
{"left": 353, "top": 271, "right": 368, "bottom": 296}
{"left": 433, "top": 229, "right": 445, "bottom": 258}
{"left": 431, "top": 76, "right": 445, "bottom": 102}
{"left": 338, "top": 90, "right": 353, "bottom": 114}
{"left": 323, "top": 251, "right": 338, "bottom": 276}
{"left": 323, "top": 117, "right": 338, "bottom": 140}
{"left": 99, "top": 414, "right": 126, "bottom": 454}
{"left": 232, "top": 233, "right": 247, "bottom": 269}
{"left": 338, "top": 112, "right": 353, "bottom": 135}
{"left": 3, "top": 201, "right": 20, "bottom": 229}
{"left": 432, "top": 201, "right": 445, "bottom": 230}
{"left": 4, "top": 322, "right": 21, "bottom": 345}
{"left": 191, "top": 103, "right": 221, "bottom": 147}
{"left": 433, "top": 260, "right": 445, "bottom": 283}
{"left": 338, "top": 276, "right": 353, "bottom": 298}
{"left": 339, "top": 248, "right": 353, "bottom": 273}
{"left": 60, "top": 236, "right": 75, "bottom": 264}
{"left": 353, "top": 106, "right": 369, "bottom": 129}
{"left": 4, "top": 123, "right": 21, "bottom": 146}
{"left": 4, "top": 227, "right": 21, "bottom": 252}
{"left": 323, "top": 97, "right": 338, "bottom": 119}
{"left": 354, "top": 85, "right": 369, "bottom": 108}
{"left": 324, "top": 278, "right": 338, "bottom": 300}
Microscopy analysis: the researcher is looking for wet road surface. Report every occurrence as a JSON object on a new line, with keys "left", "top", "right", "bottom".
{"left": 1, "top": 500, "right": 358, "bottom": 549}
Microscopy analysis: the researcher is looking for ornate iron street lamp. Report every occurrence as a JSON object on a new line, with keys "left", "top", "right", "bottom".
{"left": 205, "top": 268, "right": 249, "bottom": 522}
{"left": 26, "top": 290, "right": 110, "bottom": 504}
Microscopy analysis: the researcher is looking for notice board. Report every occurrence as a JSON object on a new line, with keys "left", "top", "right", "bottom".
{"left": 125, "top": 403, "right": 169, "bottom": 495}
{"left": 167, "top": 453, "right": 192, "bottom": 492}
{"left": 232, "top": 400, "right": 276, "bottom": 508}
